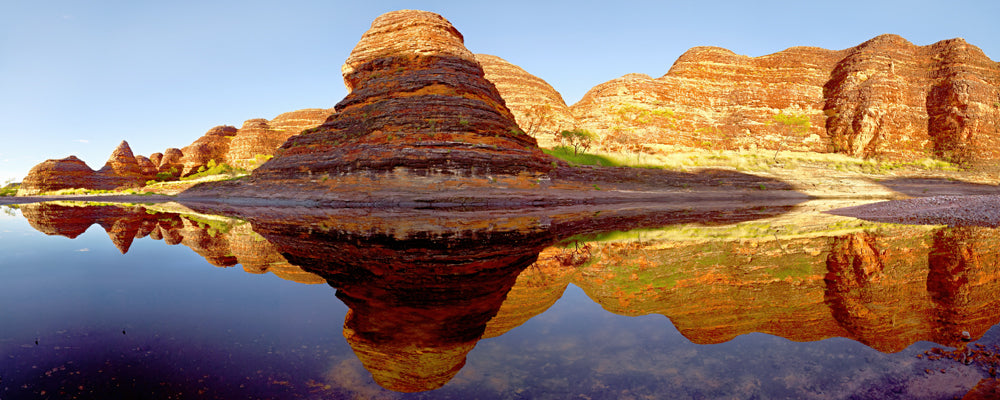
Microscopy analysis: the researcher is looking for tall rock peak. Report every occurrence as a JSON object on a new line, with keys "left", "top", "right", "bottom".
{"left": 210, "top": 9, "right": 558, "bottom": 203}
{"left": 341, "top": 10, "right": 473, "bottom": 92}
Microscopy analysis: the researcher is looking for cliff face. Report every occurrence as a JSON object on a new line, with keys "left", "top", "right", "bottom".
{"left": 824, "top": 36, "right": 1000, "bottom": 164}
{"left": 202, "top": 10, "right": 557, "bottom": 202}
{"left": 572, "top": 34, "right": 1000, "bottom": 165}
{"left": 475, "top": 54, "right": 575, "bottom": 148}
{"left": 17, "top": 141, "right": 147, "bottom": 195}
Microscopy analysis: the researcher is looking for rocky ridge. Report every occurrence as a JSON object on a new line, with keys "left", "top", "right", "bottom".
{"left": 17, "top": 141, "right": 148, "bottom": 195}
{"left": 571, "top": 34, "right": 1000, "bottom": 166}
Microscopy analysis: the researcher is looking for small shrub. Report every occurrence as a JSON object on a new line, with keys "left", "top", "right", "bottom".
{"left": 181, "top": 162, "right": 246, "bottom": 181}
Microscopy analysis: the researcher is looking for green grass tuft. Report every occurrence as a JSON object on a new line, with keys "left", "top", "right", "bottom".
{"left": 544, "top": 146, "right": 621, "bottom": 167}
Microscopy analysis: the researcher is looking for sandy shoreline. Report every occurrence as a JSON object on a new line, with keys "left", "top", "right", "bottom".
{"left": 4, "top": 169, "right": 999, "bottom": 228}
{"left": 826, "top": 194, "right": 1000, "bottom": 227}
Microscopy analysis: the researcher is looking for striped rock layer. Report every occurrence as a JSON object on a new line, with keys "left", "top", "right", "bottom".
{"left": 475, "top": 53, "right": 575, "bottom": 148}
{"left": 233, "top": 10, "right": 555, "bottom": 201}
{"left": 18, "top": 141, "right": 148, "bottom": 195}
{"left": 570, "top": 34, "right": 1000, "bottom": 165}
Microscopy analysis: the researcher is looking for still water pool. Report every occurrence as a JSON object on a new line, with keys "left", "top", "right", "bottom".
{"left": 0, "top": 201, "right": 997, "bottom": 399}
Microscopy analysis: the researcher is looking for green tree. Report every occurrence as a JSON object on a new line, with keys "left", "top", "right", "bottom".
{"left": 556, "top": 128, "right": 596, "bottom": 154}
{"left": 769, "top": 112, "right": 811, "bottom": 161}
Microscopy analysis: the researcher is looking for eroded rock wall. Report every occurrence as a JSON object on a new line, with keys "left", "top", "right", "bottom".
{"left": 572, "top": 34, "right": 1000, "bottom": 165}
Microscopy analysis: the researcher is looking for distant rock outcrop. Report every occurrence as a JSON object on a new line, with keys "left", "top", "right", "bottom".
{"left": 475, "top": 54, "right": 575, "bottom": 148}
{"left": 94, "top": 140, "right": 145, "bottom": 188}
{"left": 17, "top": 156, "right": 98, "bottom": 195}
{"left": 135, "top": 155, "right": 159, "bottom": 180}
{"left": 226, "top": 109, "right": 334, "bottom": 169}
{"left": 573, "top": 34, "right": 1000, "bottom": 165}
{"left": 187, "top": 10, "right": 558, "bottom": 203}
{"left": 17, "top": 141, "right": 146, "bottom": 195}
{"left": 179, "top": 125, "right": 238, "bottom": 176}
{"left": 157, "top": 148, "right": 185, "bottom": 178}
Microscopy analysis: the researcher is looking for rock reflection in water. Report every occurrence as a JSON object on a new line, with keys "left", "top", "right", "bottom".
{"left": 18, "top": 202, "right": 325, "bottom": 284}
{"left": 527, "top": 223, "right": 1000, "bottom": 353}
{"left": 16, "top": 200, "right": 1000, "bottom": 396}
{"left": 196, "top": 201, "right": 797, "bottom": 392}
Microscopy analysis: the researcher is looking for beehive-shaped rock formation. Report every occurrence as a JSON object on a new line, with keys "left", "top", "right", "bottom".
{"left": 17, "top": 141, "right": 146, "bottom": 195}
{"left": 475, "top": 54, "right": 576, "bottom": 148}
{"left": 223, "top": 10, "right": 556, "bottom": 202}
{"left": 572, "top": 34, "right": 1000, "bottom": 166}
{"left": 226, "top": 109, "right": 334, "bottom": 169}
{"left": 179, "top": 125, "right": 238, "bottom": 176}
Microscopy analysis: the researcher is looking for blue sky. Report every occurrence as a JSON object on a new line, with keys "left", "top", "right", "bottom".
{"left": 2, "top": 0, "right": 997, "bottom": 182}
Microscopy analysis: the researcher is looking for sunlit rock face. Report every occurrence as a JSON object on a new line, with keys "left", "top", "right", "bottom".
{"left": 572, "top": 45, "right": 845, "bottom": 152}
{"left": 17, "top": 141, "right": 146, "bottom": 195}
{"left": 194, "top": 10, "right": 557, "bottom": 203}
{"left": 475, "top": 54, "right": 576, "bottom": 148}
{"left": 226, "top": 109, "right": 334, "bottom": 170}
{"left": 179, "top": 125, "right": 238, "bottom": 176}
{"left": 94, "top": 140, "right": 146, "bottom": 189}
{"left": 17, "top": 156, "right": 98, "bottom": 195}
{"left": 157, "top": 148, "right": 185, "bottom": 179}
{"left": 134, "top": 155, "right": 159, "bottom": 181}
{"left": 572, "top": 34, "right": 1000, "bottom": 165}
{"left": 825, "top": 35, "right": 1000, "bottom": 165}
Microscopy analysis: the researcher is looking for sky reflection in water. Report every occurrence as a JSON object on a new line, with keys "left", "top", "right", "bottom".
{"left": 0, "top": 202, "right": 997, "bottom": 399}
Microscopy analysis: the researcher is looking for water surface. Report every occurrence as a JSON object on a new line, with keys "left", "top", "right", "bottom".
{"left": 0, "top": 201, "right": 997, "bottom": 399}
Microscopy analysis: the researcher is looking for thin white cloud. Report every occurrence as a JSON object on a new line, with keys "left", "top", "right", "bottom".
{"left": 73, "top": 139, "right": 89, "bottom": 143}
{"left": 76, "top": 248, "right": 90, "bottom": 252}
